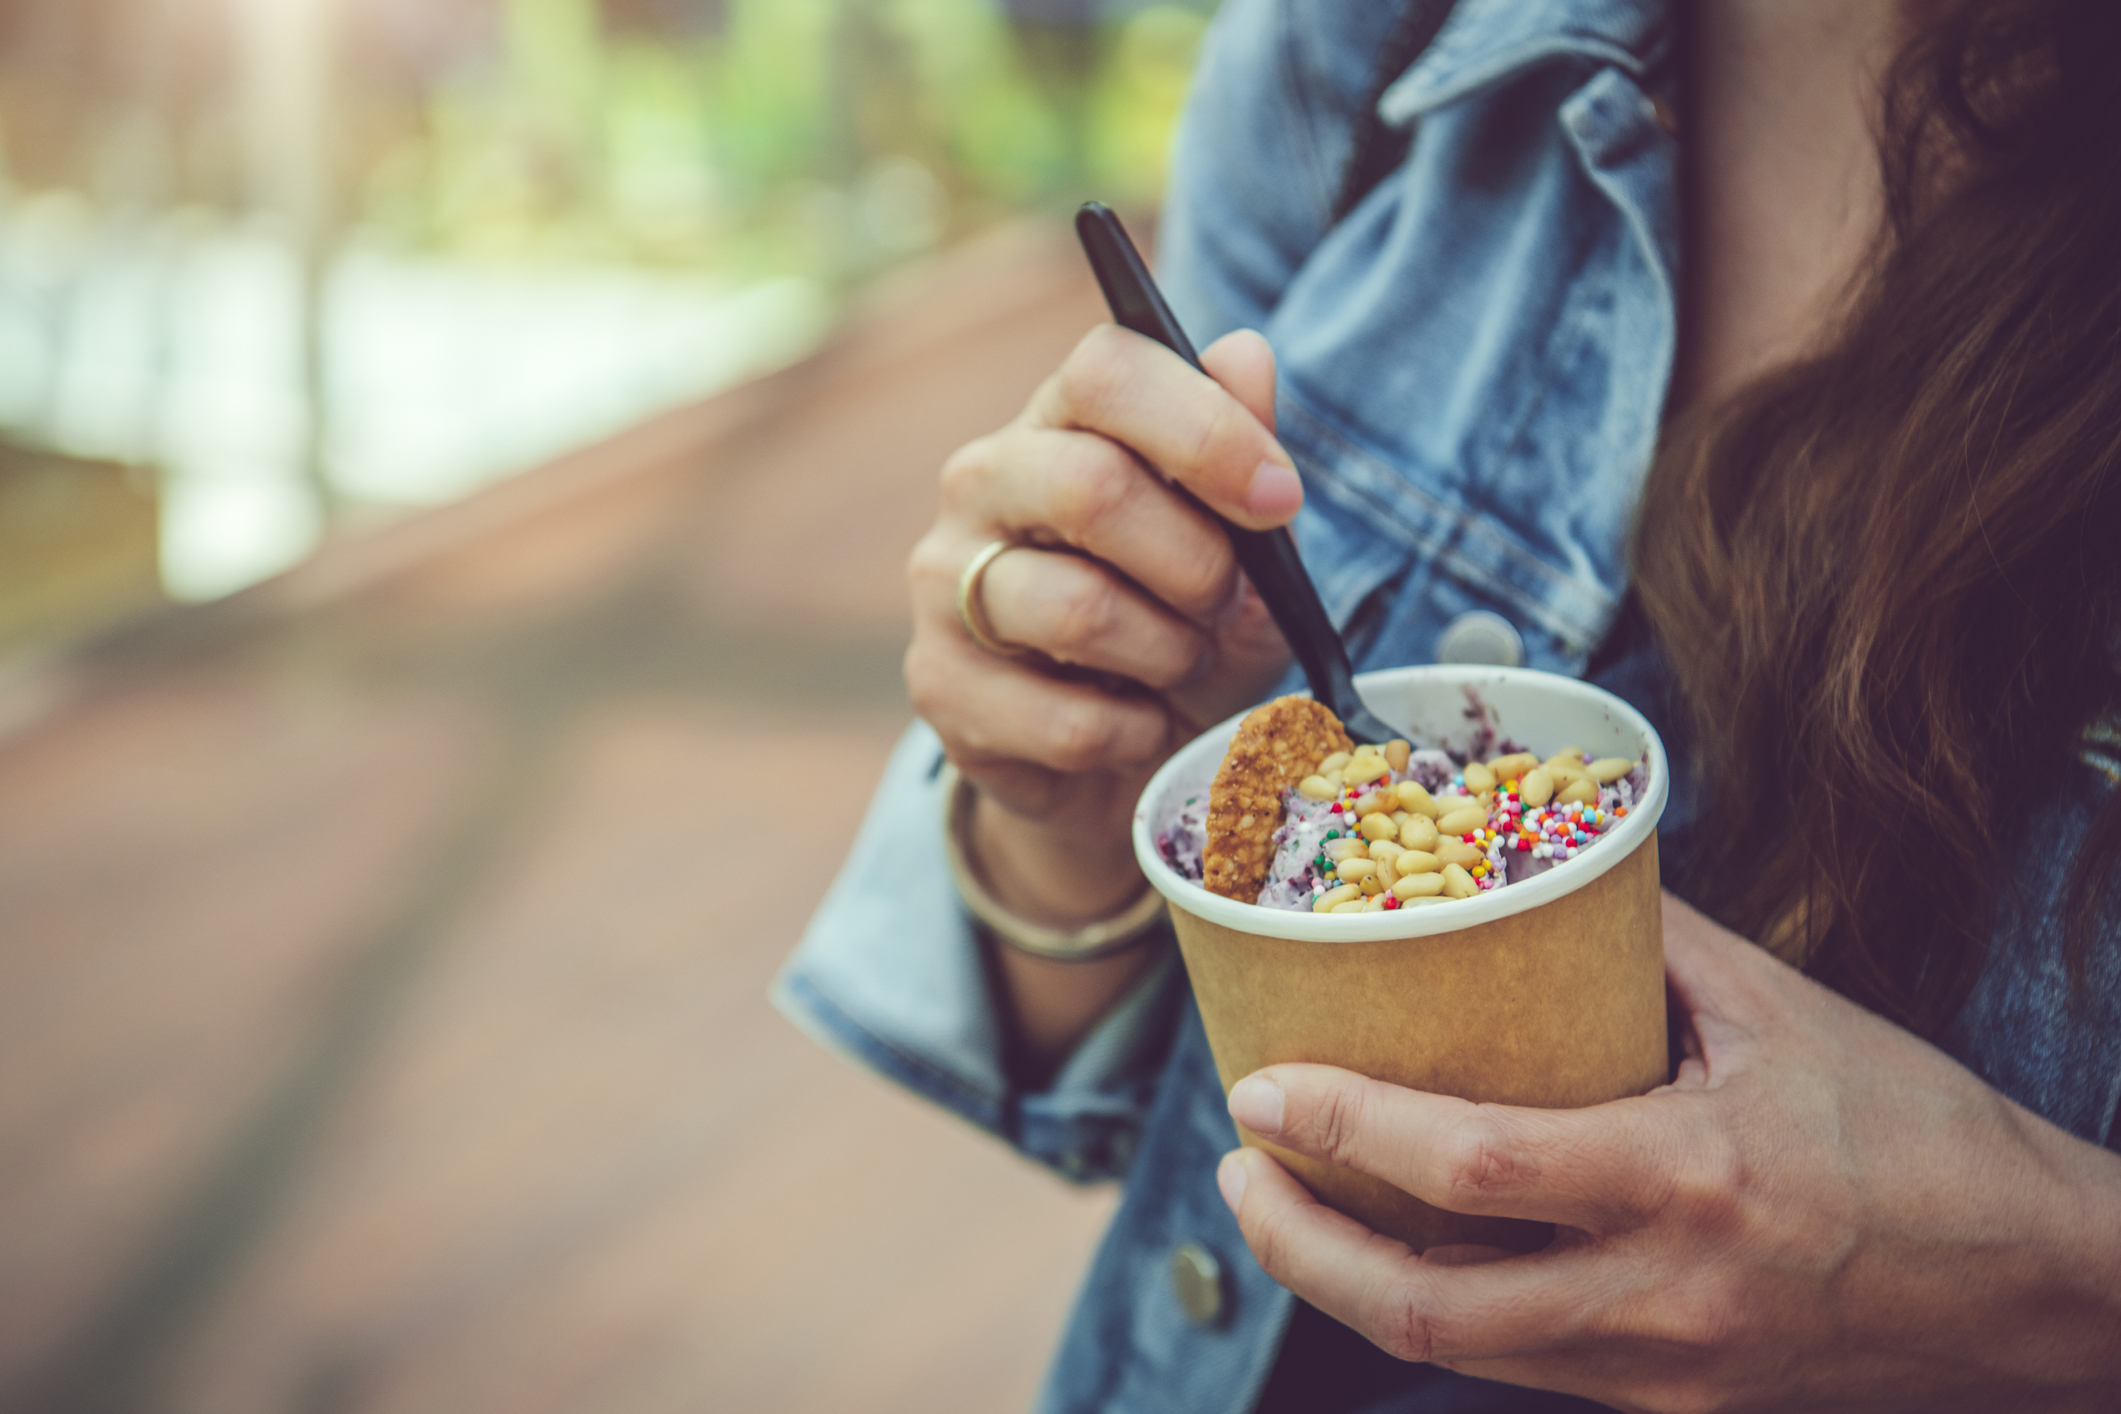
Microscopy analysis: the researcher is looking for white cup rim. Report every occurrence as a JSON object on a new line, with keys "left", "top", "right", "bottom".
{"left": 1130, "top": 665, "right": 1670, "bottom": 943}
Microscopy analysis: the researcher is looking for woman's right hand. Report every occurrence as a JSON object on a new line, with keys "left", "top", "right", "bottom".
{"left": 905, "top": 324, "right": 1300, "bottom": 930}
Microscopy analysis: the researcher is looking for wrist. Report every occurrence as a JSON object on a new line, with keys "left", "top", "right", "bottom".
{"left": 2031, "top": 1119, "right": 2121, "bottom": 1387}
{"left": 1968, "top": 1103, "right": 2121, "bottom": 1401}
{"left": 942, "top": 767, "right": 1166, "bottom": 1074}
{"left": 939, "top": 766, "right": 1163, "bottom": 964}
{"left": 970, "top": 789, "right": 1145, "bottom": 929}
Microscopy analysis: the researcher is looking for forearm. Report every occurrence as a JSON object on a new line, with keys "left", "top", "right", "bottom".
{"left": 1851, "top": 1088, "right": 2121, "bottom": 1409}
{"left": 987, "top": 938, "right": 1164, "bottom": 1081}
{"left": 1998, "top": 1104, "right": 2121, "bottom": 1400}
{"left": 972, "top": 792, "right": 1163, "bottom": 1076}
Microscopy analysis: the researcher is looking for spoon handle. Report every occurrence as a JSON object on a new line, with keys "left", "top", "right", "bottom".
{"left": 1074, "top": 203, "right": 1390, "bottom": 741}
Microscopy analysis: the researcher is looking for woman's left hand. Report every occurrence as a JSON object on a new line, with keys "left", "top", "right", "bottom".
{"left": 1215, "top": 893, "right": 2121, "bottom": 1413}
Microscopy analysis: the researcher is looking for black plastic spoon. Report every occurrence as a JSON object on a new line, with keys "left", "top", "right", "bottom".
{"left": 1074, "top": 202, "right": 1400, "bottom": 744}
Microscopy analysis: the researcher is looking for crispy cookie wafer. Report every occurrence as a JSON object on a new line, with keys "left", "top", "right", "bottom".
{"left": 1203, "top": 697, "right": 1352, "bottom": 902}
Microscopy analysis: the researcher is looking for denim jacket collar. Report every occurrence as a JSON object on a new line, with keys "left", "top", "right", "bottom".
{"left": 1380, "top": 0, "right": 1670, "bottom": 123}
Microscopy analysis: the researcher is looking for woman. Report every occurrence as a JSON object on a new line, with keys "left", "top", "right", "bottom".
{"left": 775, "top": 0, "right": 2121, "bottom": 1408}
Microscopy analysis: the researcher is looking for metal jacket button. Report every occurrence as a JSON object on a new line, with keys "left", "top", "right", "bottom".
{"left": 1170, "top": 1242, "right": 1224, "bottom": 1326}
{"left": 1436, "top": 610, "right": 1524, "bottom": 668}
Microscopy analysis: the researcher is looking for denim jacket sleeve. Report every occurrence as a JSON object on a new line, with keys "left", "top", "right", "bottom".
{"left": 771, "top": 721, "right": 1187, "bottom": 1182}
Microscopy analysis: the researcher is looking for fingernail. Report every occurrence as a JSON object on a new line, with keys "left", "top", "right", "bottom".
{"left": 1228, "top": 1075, "right": 1285, "bottom": 1136}
{"left": 1217, "top": 1150, "right": 1248, "bottom": 1211}
{"left": 1244, "top": 461, "right": 1303, "bottom": 520}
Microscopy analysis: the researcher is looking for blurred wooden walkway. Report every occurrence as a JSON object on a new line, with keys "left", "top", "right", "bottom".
{"left": 0, "top": 222, "right": 1119, "bottom": 1414}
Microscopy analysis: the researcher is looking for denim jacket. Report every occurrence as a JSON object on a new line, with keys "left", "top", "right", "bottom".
{"left": 773, "top": 1, "right": 2121, "bottom": 1410}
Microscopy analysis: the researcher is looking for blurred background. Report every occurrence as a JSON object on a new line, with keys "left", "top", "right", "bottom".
{"left": 0, "top": 0, "right": 1214, "bottom": 1410}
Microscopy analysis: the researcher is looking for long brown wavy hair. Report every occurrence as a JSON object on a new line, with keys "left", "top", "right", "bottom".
{"left": 1633, "top": 0, "right": 2121, "bottom": 1039}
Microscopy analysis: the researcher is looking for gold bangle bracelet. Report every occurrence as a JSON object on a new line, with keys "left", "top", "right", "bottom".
{"left": 939, "top": 763, "right": 1168, "bottom": 961}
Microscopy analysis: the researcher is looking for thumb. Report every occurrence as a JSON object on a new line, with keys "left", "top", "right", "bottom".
{"left": 1201, "top": 329, "right": 1279, "bottom": 437}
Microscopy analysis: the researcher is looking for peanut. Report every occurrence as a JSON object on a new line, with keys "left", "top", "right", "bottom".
{"left": 1313, "top": 884, "right": 1361, "bottom": 913}
{"left": 1559, "top": 778, "right": 1599, "bottom": 806}
{"left": 1362, "top": 894, "right": 1388, "bottom": 912}
{"left": 1391, "top": 850, "right": 1441, "bottom": 874}
{"left": 1324, "top": 836, "right": 1367, "bottom": 861}
{"left": 1393, "top": 871, "right": 1445, "bottom": 899}
{"left": 1297, "top": 774, "right": 1336, "bottom": 801}
{"left": 1396, "top": 781, "right": 1443, "bottom": 818}
{"left": 1353, "top": 789, "right": 1391, "bottom": 817}
{"left": 1588, "top": 756, "right": 1635, "bottom": 784}
{"left": 1441, "top": 864, "right": 1479, "bottom": 899}
{"left": 1436, "top": 805, "right": 1488, "bottom": 837}
{"left": 1545, "top": 747, "right": 1586, "bottom": 767}
{"left": 1518, "top": 767, "right": 1555, "bottom": 807}
{"left": 1345, "top": 756, "right": 1392, "bottom": 787}
{"left": 1359, "top": 813, "right": 1398, "bottom": 842}
{"left": 1435, "top": 840, "right": 1483, "bottom": 868}
{"left": 1545, "top": 760, "right": 1589, "bottom": 788}
{"left": 1359, "top": 873, "right": 1384, "bottom": 896}
{"left": 1335, "top": 858, "right": 1378, "bottom": 884}
{"left": 1384, "top": 739, "right": 1412, "bottom": 772}
{"left": 1398, "top": 814, "right": 1439, "bottom": 851}
{"left": 1318, "top": 751, "right": 1351, "bottom": 775}
{"left": 1462, "top": 761, "right": 1495, "bottom": 793}
{"left": 1487, "top": 751, "right": 1539, "bottom": 780}
{"left": 1332, "top": 900, "right": 1367, "bottom": 913}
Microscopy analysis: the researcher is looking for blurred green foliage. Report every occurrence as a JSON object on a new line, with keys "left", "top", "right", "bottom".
{"left": 367, "top": 0, "right": 1215, "bottom": 277}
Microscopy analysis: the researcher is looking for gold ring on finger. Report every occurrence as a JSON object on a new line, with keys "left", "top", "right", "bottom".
{"left": 956, "top": 539, "right": 1036, "bottom": 659}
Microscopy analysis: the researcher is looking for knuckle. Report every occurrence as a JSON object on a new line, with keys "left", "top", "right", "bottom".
{"left": 1147, "top": 629, "right": 1210, "bottom": 690}
{"left": 1379, "top": 1276, "right": 1441, "bottom": 1363}
{"left": 1665, "top": 1130, "right": 1745, "bottom": 1233}
{"left": 1247, "top": 1196, "right": 1305, "bottom": 1284}
{"left": 1673, "top": 1296, "right": 1742, "bottom": 1354}
{"left": 937, "top": 436, "right": 994, "bottom": 508}
{"left": 904, "top": 529, "right": 957, "bottom": 594}
{"left": 1187, "top": 391, "right": 1248, "bottom": 483}
{"left": 1042, "top": 701, "right": 1121, "bottom": 773}
{"left": 1308, "top": 1082, "right": 1368, "bottom": 1169}
{"left": 1639, "top": 1279, "right": 1748, "bottom": 1359}
{"left": 1438, "top": 1110, "right": 1527, "bottom": 1208}
{"left": 1045, "top": 573, "right": 1122, "bottom": 659}
{"left": 1058, "top": 328, "right": 1130, "bottom": 426}
{"left": 1047, "top": 443, "right": 1137, "bottom": 544}
{"left": 902, "top": 638, "right": 951, "bottom": 720}
{"left": 1167, "top": 541, "right": 1233, "bottom": 615}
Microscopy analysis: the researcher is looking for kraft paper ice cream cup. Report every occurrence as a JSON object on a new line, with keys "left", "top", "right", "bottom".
{"left": 1131, "top": 665, "right": 1670, "bottom": 1253}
